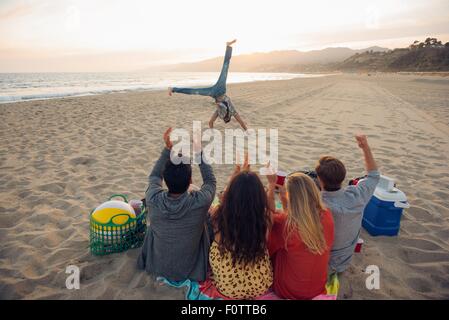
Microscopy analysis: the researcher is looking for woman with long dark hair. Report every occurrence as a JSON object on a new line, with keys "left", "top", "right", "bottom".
{"left": 209, "top": 158, "right": 273, "bottom": 299}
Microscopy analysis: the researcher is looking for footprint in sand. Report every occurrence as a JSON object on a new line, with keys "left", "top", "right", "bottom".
{"left": 400, "top": 237, "right": 446, "bottom": 251}
{"left": 87, "top": 175, "right": 97, "bottom": 182}
{"left": 69, "top": 156, "right": 97, "bottom": 166}
{"left": 18, "top": 189, "right": 33, "bottom": 199}
{"left": 0, "top": 212, "right": 21, "bottom": 228}
{"left": 435, "top": 228, "right": 449, "bottom": 242}
{"left": 406, "top": 277, "right": 432, "bottom": 293}
{"left": 80, "top": 259, "right": 116, "bottom": 283}
{"left": 37, "top": 182, "right": 66, "bottom": 195}
{"left": 407, "top": 206, "right": 434, "bottom": 221}
{"left": 397, "top": 246, "right": 449, "bottom": 264}
{"left": 400, "top": 220, "right": 429, "bottom": 234}
{"left": 430, "top": 274, "right": 449, "bottom": 290}
{"left": 33, "top": 228, "right": 74, "bottom": 249}
{"left": 427, "top": 154, "right": 447, "bottom": 161}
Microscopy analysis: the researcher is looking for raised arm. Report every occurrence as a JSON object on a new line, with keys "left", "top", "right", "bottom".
{"left": 267, "top": 183, "right": 277, "bottom": 213}
{"left": 194, "top": 151, "right": 217, "bottom": 207}
{"left": 193, "top": 132, "right": 216, "bottom": 206}
{"left": 222, "top": 152, "right": 250, "bottom": 194}
{"left": 265, "top": 162, "right": 277, "bottom": 213}
{"left": 209, "top": 110, "right": 219, "bottom": 129}
{"left": 351, "top": 134, "right": 380, "bottom": 203}
{"left": 356, "top": 134, "right": 377, "bottom": 172}
{"left": 279, "top": 187, "right": 288, "bottom": 213}
{"left": 146, "top": 128, "right": 173, "bottom": 203}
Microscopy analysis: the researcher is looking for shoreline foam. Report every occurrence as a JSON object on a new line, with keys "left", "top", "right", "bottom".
{"left": 0, "top": 72, "right": 334, "bottom": 104}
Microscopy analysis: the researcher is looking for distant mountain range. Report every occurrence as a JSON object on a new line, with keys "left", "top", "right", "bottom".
{"left": 149, "top": 46, "right": 389, "bottom": 73}
{"left": 149, "top": 38, "right": 449, "bottom": 73}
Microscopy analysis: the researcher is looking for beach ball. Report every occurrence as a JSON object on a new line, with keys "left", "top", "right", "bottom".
{"left": 91, "top": 200, "right": 136, "bottom": 226}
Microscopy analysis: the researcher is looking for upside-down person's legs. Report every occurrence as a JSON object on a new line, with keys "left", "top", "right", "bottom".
{"left": 168, "top": 40, "right": 236, "bottom": 98}
{"left": 234, "top": 113, "right": 248, "bottom": 131}
{"left": 212, "top": 45, "right": 233, "bottom": 97}
{"left": 169, "top": 85, "right": 216, "bottom": 97}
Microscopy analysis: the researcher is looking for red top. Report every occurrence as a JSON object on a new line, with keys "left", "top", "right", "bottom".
{"left": 268, "top": 209, "right": 334, "bottom": 299}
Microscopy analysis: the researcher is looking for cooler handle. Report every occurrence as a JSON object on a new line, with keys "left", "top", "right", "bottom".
{"left": 394, "top": 201, "right": 410, "bottom": 209}
{"left": 108, "top": 194, "right": 128, "bottom": 203}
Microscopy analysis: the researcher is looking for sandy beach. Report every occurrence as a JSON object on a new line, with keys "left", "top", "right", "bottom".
{"left": 1, "top": 73, "right": 449, "bottom": 300}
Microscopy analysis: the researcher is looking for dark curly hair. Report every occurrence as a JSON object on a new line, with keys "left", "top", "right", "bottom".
{"left": 212, "top": 171, "right": 271, "bottom": 266}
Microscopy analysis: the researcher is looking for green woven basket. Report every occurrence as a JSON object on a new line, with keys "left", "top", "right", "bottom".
{"left": 89, "top": 194, "right": 147, "bottom": 256}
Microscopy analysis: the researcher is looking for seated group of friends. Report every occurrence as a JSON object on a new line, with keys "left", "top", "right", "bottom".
{"left": 137, "top": 128, "right": 380, "bottom": 300}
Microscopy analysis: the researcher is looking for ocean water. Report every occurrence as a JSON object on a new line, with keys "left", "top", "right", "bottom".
{"left": 0, "top": 71, "right": 328, "bottom": 104}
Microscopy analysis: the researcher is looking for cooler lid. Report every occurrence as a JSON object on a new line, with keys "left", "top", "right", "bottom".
{"left": 374, "top": 186, "right": 407, "bottom": 202}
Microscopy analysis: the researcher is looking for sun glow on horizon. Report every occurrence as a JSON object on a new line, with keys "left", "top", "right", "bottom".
{"left": 1, "top": 0, "right": 448, "bottom": 72}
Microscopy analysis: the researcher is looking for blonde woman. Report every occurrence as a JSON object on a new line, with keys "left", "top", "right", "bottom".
{"left": 266, "top": 172, "right": 334, "bottom": 300}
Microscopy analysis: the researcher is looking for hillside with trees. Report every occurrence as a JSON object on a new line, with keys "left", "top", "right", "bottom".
{"left": 337, "top": 38, "right": 449, "bottom": 72}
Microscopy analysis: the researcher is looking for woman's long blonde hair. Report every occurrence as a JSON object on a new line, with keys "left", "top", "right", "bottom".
{"left": 285, "top": 172, "right": 328, "bottom": 255}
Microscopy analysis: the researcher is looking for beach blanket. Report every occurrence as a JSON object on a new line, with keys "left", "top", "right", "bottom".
{"left": 157, "top": 273, "right": 339, "bottom": 300}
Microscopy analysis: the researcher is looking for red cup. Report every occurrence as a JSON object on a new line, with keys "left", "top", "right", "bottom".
{"left": 276, "top": 171, "right": 287, "bottom": 186}
{"left": 354, "top": 238, "right": 364, "bottom": 253}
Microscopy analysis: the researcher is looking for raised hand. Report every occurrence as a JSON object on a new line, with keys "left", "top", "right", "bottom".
{"left": 265, "top": 162, "right": 277, "bottom": 186}
{"left": 355, "top": 134, "right": 369, "bottom": 149}
{"left": 231, "top": 152, "right": 249, "bottom": 178}
{"left": 226, "top": 39, "right": 237, "bottom": 46}
{"left": 163, "top": 127, "right": 173, "bottom": 150}
{"left": 355, "top": 134, "right": 378, "bottom": 171}
{"left": 242, "top": 152, "right": 250, "bottom": 172}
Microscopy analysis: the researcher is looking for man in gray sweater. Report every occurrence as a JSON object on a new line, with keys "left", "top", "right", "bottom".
{"left": 316, "top": 135, "right": 380, "bottom": 273}
{"left": 137, "top": 128, "right": 216, "bottom": 281}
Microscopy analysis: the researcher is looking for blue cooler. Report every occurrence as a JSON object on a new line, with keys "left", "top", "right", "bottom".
{"left": 362, "top": 175, "right": 409, "bottom": 236}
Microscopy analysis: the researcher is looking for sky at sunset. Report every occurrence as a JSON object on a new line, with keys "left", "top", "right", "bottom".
{"left": 1, "top": 0, "right": 448, "bottom": 72}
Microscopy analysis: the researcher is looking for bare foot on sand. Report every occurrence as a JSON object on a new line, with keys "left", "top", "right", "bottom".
{"left": 168, "top": 87, "right": 173, "bottom": 96}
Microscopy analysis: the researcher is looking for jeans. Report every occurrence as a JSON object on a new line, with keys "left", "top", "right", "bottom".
{"left": 172, "top": 45, "right": 232, "bottom": 98}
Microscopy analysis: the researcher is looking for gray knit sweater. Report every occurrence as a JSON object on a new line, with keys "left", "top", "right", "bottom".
{"left": 137, "top": 148, "right": 216, "bottom": 281}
